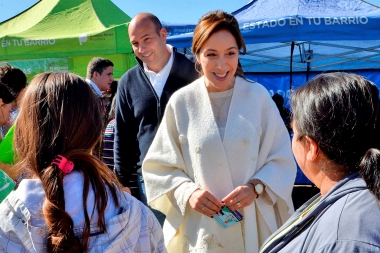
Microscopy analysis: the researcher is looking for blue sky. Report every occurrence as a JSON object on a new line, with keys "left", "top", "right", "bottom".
{"left": 1, "top": 0, "right": 379, "bottom": 24}
{"left": 0, "top": 0, "right": 250, "bottom": 24}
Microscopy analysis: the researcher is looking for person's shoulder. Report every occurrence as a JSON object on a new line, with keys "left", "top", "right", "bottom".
{"left": 173, "top": 51, "right": 196, "bottom": 67}
{"left": 174, "top": 51, "right": 195, "bottom": 61}
{"left": 315, "top": 189, "right": 380, "bottom": 250}
{"left": 120, "top": 65, "right": 141, "bottom": 80}
{"left": 236, "top": 76, "right": 274, "bottom": 107}
{"left": 173, "top": 77, "right": 201, "bottom": 95}
{"left": 118, "top": 65, "right": 143, "bottom": 89}
{"left": 328, "top": 187, "right": 380, "bottom": 237}
{"left": 236, "top": 76, "right": 268, "bottom": 94}
{"left": 168, "top": 77, "right": 202, "bottom": 104}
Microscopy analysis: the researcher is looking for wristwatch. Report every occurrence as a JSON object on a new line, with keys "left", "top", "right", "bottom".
{"left": 248, "top": 180, "right": 264, "bottom": 198}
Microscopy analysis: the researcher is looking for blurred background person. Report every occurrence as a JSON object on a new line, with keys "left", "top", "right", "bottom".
{"left": 86, "top": 57, "right": 114, "bottom": 158}
{"left": 103, "top": 93, "right": 117, "bottom": 171}
{"left": 143, "top": 10, "right": 296, "bottom": 252}
{"left": 261, "top": 73, "right": 380, "bottom": 252}
{"left": 86, "top": 57, "right": 114, "bottom": 124}
{"left": 0, "top": 64, "right": 27, "bottom": 202}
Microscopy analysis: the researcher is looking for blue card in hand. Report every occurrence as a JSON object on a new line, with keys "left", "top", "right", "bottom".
{"left": 213, "top": 205, "right": 243, "bottom": 229}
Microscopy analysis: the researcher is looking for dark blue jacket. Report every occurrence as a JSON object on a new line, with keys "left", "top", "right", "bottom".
{"left": 261, "top": 172, "right": 380, "bottom": 253}
{"left": 114, "top": 52, "right": 198, "bottom": 186}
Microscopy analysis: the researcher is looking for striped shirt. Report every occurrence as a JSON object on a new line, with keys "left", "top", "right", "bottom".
{"left": 102, "top": 119, "right": 116, "bottom": 170}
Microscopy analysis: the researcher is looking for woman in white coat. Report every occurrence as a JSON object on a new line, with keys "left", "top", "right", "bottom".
{"left": 142, "top": 10, "right": 296, "bottom": 253}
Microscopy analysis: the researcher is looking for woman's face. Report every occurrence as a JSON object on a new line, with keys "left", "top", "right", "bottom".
{"left": 292, "top": 121, "right": 306, "bottom": 171}
{"left": 292, "top": 121, "right": 318, "bottom": 184}
{"left": 196, "top": 29, "right": 239, "bottom": 92}
{"left": 0, "top": 99, "right": 15, "bottom": 126}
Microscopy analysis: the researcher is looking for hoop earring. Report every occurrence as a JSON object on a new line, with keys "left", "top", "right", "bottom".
{"left": 195, "top": 61, "right": 203, "bottom": 75}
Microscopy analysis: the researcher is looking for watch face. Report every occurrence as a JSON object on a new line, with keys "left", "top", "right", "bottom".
{"left": 255, "top": 184, "right": 264, "bottom": 195}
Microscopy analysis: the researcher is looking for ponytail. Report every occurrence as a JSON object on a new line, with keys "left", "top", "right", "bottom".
{"left": 359, "top": 148, "right": 380, "bottom": 200}
{"left": 41, "top": 150, "right": 121, "bottom": 252}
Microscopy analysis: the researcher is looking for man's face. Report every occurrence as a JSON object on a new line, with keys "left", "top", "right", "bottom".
{"left": 93, "top": 66, "right": 114, "bottom": 91}
{"left": 129, "top": 19, "right": 167, "bottom": 72}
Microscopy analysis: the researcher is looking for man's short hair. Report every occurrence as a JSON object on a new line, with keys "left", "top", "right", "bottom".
{"left": 135, "top": 12, "right": 162, "bottom": 35}
{"left": 86, "top": 58, "right": 114, "bottom": 79}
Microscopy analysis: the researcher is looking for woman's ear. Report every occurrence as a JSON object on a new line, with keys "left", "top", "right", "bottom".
{"left": 195, "top": 54, "right": 200, "bottom": 63}
{"left": 0, "top": 98, "right": 3, "bottom": 106}
{"left": 305, "top": 136, "right": 319, "bottom": 161}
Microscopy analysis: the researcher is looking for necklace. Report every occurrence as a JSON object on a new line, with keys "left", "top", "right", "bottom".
{"left": 209, "top": 88, "right": 233, "bottom": 120}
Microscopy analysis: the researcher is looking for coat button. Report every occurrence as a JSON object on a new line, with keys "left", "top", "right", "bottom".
{"left": 195, "top": 146, "right": 200, "bottom": 153}
{"left": 179, "top": 135, "right": 187, "bottom": 144}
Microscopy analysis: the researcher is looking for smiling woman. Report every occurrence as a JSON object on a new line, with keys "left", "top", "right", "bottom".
{"left": 195, "top": 30, "right": 239, "bottom": 92}
{"left": 143, "top": 10, "right": 297, "bottom": 253}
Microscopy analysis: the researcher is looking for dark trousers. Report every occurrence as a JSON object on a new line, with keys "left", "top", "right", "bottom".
{"left": 137, "top": 174, "right": 166, "bottom": 226}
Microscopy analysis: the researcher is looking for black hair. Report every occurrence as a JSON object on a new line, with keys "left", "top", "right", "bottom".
{"left": 86, "top": 58, "right": 114, "bottom": 79}
{"left": 0, "top": 64, "right": 27, "bottom": 103}
{"left": 291, "top": 72, "right": 380, "bottom": 199}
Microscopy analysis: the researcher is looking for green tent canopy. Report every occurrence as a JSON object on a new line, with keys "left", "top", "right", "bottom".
{"left": 0, "top": 0, "right": 136, "bottom": 80}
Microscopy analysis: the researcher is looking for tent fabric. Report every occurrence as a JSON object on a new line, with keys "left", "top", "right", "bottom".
{"left": 168, "top": 0, "right": 380, "bottom": 47}
{"left": 167, "top": 0, "right": 380, "bottom": 72}
{"left": 161, "top": 21, "right": 196, "bottom": 37}
{"left": 233, "top": 0, "right": 380, "bottom": 44}
{"left": 0, "top": 0, "right": 135, "bottom": 80}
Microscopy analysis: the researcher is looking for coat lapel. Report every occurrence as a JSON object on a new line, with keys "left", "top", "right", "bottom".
{"left": 223, "top": 77, "right": 263, "bottom": 187}
{"left": 191, "top": 78, "right": 235, "bottom": 197}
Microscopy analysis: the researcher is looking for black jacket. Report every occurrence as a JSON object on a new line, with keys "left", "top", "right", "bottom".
{"left": 114, "top": 52, "right": 198, "bottom": 186}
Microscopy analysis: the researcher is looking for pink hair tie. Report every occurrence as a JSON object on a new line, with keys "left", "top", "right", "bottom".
{"left": 51, "top": 155, "right": 74, "bottom": 174}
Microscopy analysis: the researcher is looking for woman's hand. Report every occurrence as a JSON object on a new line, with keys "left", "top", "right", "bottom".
{"left": 189, "top": 189, "right": 223, "bottom": 217}
{"left": 222, "top": 184, "right": 258, "bottom": 211}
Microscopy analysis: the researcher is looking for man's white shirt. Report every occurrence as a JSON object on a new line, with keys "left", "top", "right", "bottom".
{"left": 143, "top": 44, "right": 174, "bottom": 98}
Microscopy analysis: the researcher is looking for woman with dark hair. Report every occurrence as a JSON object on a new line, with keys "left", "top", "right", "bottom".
{"left": 0, "top": 72, "right": 164, "bottom": 252}
{"left": 260, "top": 72, "right": 380, "bottom": 252}
{"left": 0, "top": 64, "right": 27, "bottom": 202}
{"left": 143, "top": 10, "right": 296, "bottom": 252}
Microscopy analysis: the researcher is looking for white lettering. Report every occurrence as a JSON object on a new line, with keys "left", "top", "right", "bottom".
{"left": 332, "top": 17, "right": 340, "bottom": 25}
{"left": 270, "top": 20, "right": 277, "bottom": 27}
{"left": 241, "top": 15, "right": 367, "bottom": 30}
{"left": 313, "top": 17, "right": 321, "bottom": 25}
{"left": 360, "top": 16, "right": 368, "bottom": 24}
{"left": 325, "top": 17, "right": 332, "bottom": 25}
{"left": 1, "top": 40, "right": 10, "bottom": 47}
{"left": 278, "top": 18, "right": 286, "bottom": 26}
{"left": 289, "top": 17, "right": 297, "bottom": 26}
{"left": 296, "top": 17, "right": 303, "bottom": 25}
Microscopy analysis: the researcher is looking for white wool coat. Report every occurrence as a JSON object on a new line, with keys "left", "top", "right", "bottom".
{"left": 143, "top": 76, "right": 296, "bottom": 253}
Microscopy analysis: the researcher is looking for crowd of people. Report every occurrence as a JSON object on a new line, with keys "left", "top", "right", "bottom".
{"left": 0, "top": 9, "right": 380, "bottom": 253}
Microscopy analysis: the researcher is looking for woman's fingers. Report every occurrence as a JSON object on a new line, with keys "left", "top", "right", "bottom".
{"left": 189, "top": 189, "right": 223, "bottom": 216}
{"left": 222, "top": 184, "right": 257, "bottom": 211}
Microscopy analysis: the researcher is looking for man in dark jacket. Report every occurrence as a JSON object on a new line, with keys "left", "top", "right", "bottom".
{"left": 114, "top": 12, "right": 198, "bottom": 223}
